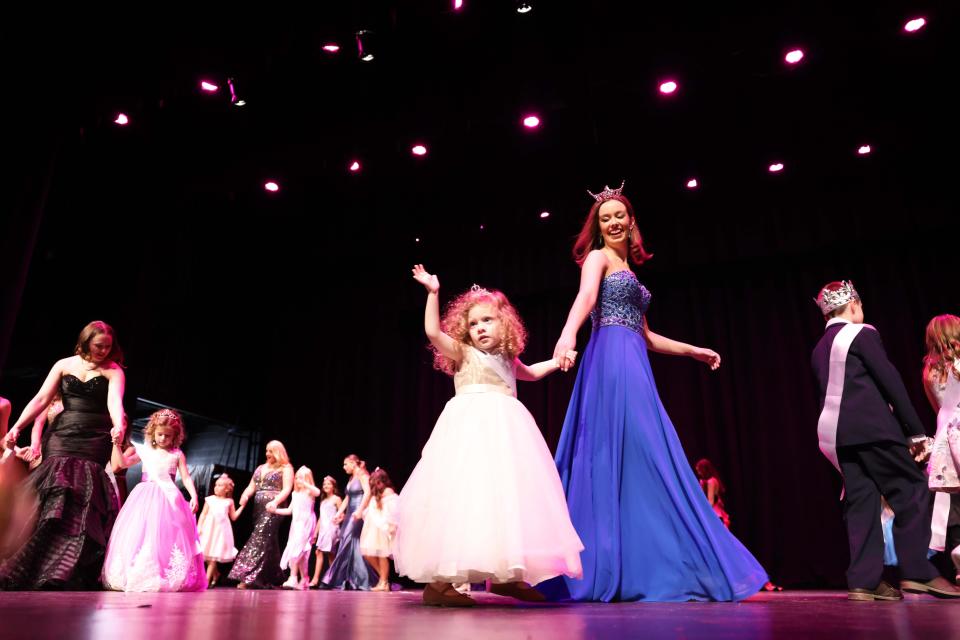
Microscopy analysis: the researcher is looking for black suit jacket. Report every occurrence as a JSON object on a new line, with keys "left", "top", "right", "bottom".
{"left": 811, "top": 320, "right": 926, "bottom": 447}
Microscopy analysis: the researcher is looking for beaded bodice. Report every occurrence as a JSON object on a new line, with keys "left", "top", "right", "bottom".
{"left": 590, "top": 270, "right": 652, "bottom": 336}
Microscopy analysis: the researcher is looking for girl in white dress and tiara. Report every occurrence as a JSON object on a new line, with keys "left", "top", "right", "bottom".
{"left": 394, "top": 266, "right": 583, "bottom": 607}
{"left": 270, "top": 465, "right": 321, "bottom": 590}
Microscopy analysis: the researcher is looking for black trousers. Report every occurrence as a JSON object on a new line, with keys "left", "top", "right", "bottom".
{"left": 838, "top": 441, "right": 939, "bottom": 589}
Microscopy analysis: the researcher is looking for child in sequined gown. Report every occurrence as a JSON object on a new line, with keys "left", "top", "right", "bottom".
{"left": 102, "top": 409, "right": 206, "bottom": 592}
{"left": 394, "top": 266, "right": 583, "bottom": 607}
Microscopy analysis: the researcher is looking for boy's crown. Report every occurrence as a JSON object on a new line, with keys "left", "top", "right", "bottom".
{"left": 816, "top": 280, "right": 860, "bottom": 315}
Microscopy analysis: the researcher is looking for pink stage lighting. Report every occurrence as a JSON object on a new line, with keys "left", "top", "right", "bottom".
{"left": 904, "top": 17, "right": 926, "bottom": 33}
{"left": 411, "top": 144, "right": 428, "bottom": 156}
{"left": 857, "top": 145, "right": 872, "bottom": 155}
{"left": 114, "top": 113, "right": 129, "bottom": 126}
{"left": 539, "top": 211, "right": 550, "bottom": 219}
{"left": 264, "top": 181, "right": 280, "bottom": 192}
{"left": 686, "top": 178, "right": 698, "bottom": 189}
{"left": 523, "top": 115, "right": 540, "bottom": 128}
{"left": 785, "top": 49, "right": 804, "bottom": 64}
{"left": 454, "top": 0, "right": 464, "bottom": 9}
{"left": 659, "top": 80, "right": 678, "bottom": 95}
{"left": 322, "top": 43, "right": 340, "bottom": 53}
{"left": 200, "top": 81, "right": 219, "bottom": 93}
{"left": 768, "top": 163, "right": 784, "bottom": 173}
{"left": 349, "top": 161, "right": 361, "bottom": 172}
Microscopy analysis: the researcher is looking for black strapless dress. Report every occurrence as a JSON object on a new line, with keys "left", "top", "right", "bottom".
{"left": 0, "top": 374, "right": 119, "bottom": 589}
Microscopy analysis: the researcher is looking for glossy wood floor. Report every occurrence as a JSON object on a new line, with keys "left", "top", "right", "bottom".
{"left": 3, "top": 589, "right": 960, "bottom": 639}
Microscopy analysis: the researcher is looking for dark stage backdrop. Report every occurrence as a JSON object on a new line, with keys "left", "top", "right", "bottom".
{"left": 2, "top": 4, "right": 958, "bottom": 588}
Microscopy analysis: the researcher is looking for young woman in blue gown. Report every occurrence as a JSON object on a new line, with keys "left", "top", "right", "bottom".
{"left": 544, "top": 182, "right": 768, "bottom": 602}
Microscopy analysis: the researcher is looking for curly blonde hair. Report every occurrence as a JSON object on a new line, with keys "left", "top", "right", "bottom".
{"left": 924, "top": 314, "right": 960, "bottom": 384}
{"left": 432, "top": 287, "right": 527, "bottom": 375}
{"left": 145, "top": 408, "right": 186, "bottom": 449}
{"left": 215, "top": 473, "right": 235, "bottom": 497}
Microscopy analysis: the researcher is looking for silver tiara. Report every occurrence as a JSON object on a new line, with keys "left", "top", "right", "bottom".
{"left": 470, "top": 284, "right": 489, "bottom": 294}
{"left": 816, "top": 280, "right": 860, "bottom": 314}
{"left": 587, "top": 179, "right": 625, "bottom": 203}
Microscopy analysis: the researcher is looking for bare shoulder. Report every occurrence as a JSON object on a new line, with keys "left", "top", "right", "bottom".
{"left": 584, "top": 249, "right": 609, "bottom": 266}
{"left": 102, "top": 362, "right": 125, "bottom": 379}
{"left": 54, "top": 356, "right": 78, "bottom": 374}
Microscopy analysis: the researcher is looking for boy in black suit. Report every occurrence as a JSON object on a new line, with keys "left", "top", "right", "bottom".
{"left": 811, "top": 280, "right": 960, "bottom": 600}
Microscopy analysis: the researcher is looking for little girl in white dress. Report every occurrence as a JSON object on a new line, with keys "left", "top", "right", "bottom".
{"left": 395, "top": 267, "right": 583, "bottom": 607}
{"left": 360, "top": 468, "right": 400, "bottom": 591}
{"left": 271, "top": 465, "right": 320, "bottom": 589}
{"left": 197, "top": 473, "right": 244, "bottom": 588}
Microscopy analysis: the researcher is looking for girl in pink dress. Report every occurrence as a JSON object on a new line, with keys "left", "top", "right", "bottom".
{"left": 102, "top": 408, "right": 206, "bottom": 592}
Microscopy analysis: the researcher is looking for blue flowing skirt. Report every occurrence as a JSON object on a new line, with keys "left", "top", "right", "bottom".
{"left": 543, "top": 325, "right": 768, "bottom": 602}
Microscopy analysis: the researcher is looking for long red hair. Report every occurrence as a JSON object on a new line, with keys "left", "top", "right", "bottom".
{"left": 572, "top": 195, "right": 652, "bottom": 266}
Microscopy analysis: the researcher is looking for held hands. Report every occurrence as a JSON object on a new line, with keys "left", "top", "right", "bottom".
{"left": 553, "top": 351, "right": 578, "bottom": 371}
{"left": 352, "top": 510, "right": 363, "bottom": 522}
{"left": 190, "top": 496, "right": 199, "bottom": 514}
{"left": 333, "top": 513, "right": 345, "bottom": 525}
{"left": 692, "top": 347, "right": 722, "bottom": 371}
{"left": 16, "top": 445, "right": 41, "bottom": 463}
{"left": 266, "top": 500, "right": 279, "bottom": 513}
{"left": 412, "top": 264, "right": 440, "bottom": 294}
{"left": 910, "top": 437, "right": 933, "bottom": 463}
{"left": 2, "top": 429, "right": 18, "bottom": 450}
{"left": 553, "top": 334, "right": 578, "bottom": 372}
{"left": 110, "top": 426, "right": 125, "bottom": 445}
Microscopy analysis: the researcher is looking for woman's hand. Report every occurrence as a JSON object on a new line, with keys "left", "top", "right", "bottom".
{"left": 553, "top": 334, "right": 577, "bottom": 372}
{"left": 352, "top": 510, "right": 363, "bottom": 522}
{"left": 266, "top": 500, "right": 278, "bottom": 513}
{"left": 190, "top": 496, "right": 199, "bottom": 513}
{"left": 691, "top": 347, "right": 721, "bottom": 371}
{"left": 411, "top": 264, "right": 440, "bottom": 294}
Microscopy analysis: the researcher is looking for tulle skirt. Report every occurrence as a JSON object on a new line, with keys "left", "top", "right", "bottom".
{"left": 102, "top": 480, "right": 206, "bottom": 592}
{"left": 394, "top": 391, "right": 583, "bottom": 585}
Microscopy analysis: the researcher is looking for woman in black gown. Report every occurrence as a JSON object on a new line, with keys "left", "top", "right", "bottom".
{"left": 0, "top": 321, "right": 126, "bottom": 589}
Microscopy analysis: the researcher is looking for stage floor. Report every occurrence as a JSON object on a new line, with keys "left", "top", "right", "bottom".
{"left": 3, "top": 589, "right": 960, "bottom": 639}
